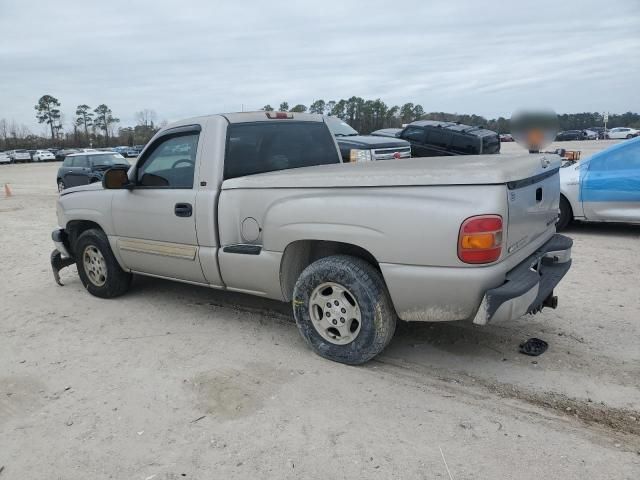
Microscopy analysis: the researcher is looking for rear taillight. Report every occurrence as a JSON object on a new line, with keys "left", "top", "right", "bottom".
{"left": 458, "top": 215, "right": 503, "bottom": 264}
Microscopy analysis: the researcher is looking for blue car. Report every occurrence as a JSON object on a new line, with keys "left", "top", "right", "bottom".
{"left": 559, "top": 137, "right": 640, "bottom": 229}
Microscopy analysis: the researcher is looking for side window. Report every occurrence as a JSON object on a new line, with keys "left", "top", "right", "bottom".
{"left": 223, "top": 122, "right": 340, "bottom": 180}
{"left": 450, "top": 133, "right": 477, "bottom": 153}
{"left": 137, "top": 133, "right": 199, "bottom": 188}
{"left": 425, "top": 128, "right": 452, "bottom": 148}
{"left": 401, "top": 126, "right": 425, "bottom": 143}
{"left": 71, "top": 156, "right": 88, "bottom": 167}
{"left": 62, "top": 157, "right": 72, "bottom": 167}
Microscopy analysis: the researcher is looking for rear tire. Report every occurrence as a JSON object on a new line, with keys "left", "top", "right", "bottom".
{"left": 75, "top": 228, "right": 131, "bottom": 298}
{"left": 626, "top": 134, "right": 633, "bottom": 139}
{"left": 292, "top": 255, "right": 396, "bottom": 365}
{"left": 557, "top": 196, "right": 572, "bottom": 231}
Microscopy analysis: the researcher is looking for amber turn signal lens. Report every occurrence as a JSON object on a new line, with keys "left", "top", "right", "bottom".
{"left": 461, "top": 233, "right": 495, "bottom": 250}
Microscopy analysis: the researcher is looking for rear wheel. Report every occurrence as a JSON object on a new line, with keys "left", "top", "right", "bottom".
{"left": 626, "top": 134, "right": 633, "bottom": 139}
{"left": 557, "top": 196, "right": 573, "bottom": 231}
{"left": 292, "top": 255, "right": 396, "bottom": 365}
{"left": 75, "top": 228, "right": 131, "bottom": 298}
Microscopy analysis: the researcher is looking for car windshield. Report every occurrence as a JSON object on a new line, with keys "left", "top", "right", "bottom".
{"left": 90, "top": 154, "right": 129, "bottom": 167}
{"left": 325, "top": 116, "right": 359, "bottom": 136}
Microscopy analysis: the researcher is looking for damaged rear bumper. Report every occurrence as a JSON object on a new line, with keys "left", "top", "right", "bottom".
{"left": 472, "top": 233, "right": 572, "bottom": 325}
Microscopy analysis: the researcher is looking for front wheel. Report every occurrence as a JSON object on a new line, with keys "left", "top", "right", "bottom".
{"left": 57, "top": 179, "right": 65, "bottom": 192}
{"left": 75, "top": 228, "right": 131, "bottom": 298}
{"left": 626, "top": 134, "right": 633, "bottom": 139}
{"left": 292, "top": 255, "right": 397, "bottom": 365}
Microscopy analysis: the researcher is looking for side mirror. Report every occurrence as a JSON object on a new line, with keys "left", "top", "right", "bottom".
{"left": 102, "top": 167, "right": 132, "bottom": 189}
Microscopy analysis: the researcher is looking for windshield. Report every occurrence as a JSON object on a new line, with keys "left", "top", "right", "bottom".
{"left": 90, "top": 154, "right": 129, "bottom": 167}
{"left": 325, "top": 116, "right": 359, "bottom": 136}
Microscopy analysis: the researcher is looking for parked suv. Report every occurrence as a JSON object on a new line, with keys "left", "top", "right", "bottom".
{"left": 556, "top": 130, "right": 586, "bottom": 141}
{"left": 57, "top": 152, "right": 129, "bottom": 191}
{"left": 372, "top": 121, "right": 500, "bottom": 157}
{"left": 606, "top": 127, "right": 639, "bottom": 140}
{"left": 325, "top": 116, "right": 411, "bottom": 162}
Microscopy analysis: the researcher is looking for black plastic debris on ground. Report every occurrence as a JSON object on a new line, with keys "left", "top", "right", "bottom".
{"left": 519, "top": 338, "right": 549, "bottom": 356}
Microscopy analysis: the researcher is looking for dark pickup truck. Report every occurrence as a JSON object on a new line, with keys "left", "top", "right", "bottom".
{"left": 325, "top": 116, "right": 411, "bottom": 162}
{"left": 372, "top": 120, "right": 500, "bottom": 157}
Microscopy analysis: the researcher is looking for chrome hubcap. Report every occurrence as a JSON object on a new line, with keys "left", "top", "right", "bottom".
{"left": 83, "top": 245, "right": 107, "bottom": 287}
{"left": 309, "top": 282, "right": 361, "bottom": 345}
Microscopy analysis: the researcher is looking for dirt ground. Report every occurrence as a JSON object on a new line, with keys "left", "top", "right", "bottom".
{"left": 1, "top": 141, "right": 639, "bottom": 479}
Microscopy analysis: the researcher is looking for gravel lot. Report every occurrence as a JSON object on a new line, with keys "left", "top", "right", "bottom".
{"left": 1, "top": 141, "right": 639, "bottom": 479}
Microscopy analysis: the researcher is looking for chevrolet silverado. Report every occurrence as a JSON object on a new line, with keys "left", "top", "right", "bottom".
{"left": 51, "top": 111, "right": 572, "bottom": 364}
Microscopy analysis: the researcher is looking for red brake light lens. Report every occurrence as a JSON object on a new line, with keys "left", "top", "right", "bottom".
{"left": 458, "top": 215, "right": 503, "bottom": 264}
{"left": 266, "top": 112, "right": 293, "bottom": 119}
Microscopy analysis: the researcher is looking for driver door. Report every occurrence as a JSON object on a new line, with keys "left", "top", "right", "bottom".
{"left": 111, "top": 126, "right": 206, "bottom": 283}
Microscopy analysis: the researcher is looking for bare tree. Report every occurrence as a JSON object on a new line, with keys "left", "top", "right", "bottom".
{"left": 135, "top": 109, "right": 157, "bottom": 128}
{"left": 0, "top": 119, "right": 8, "bottom": 148}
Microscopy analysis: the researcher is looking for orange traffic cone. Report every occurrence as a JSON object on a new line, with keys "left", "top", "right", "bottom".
{"left": 4, "top": 183, "right": 12, "bottom": 197}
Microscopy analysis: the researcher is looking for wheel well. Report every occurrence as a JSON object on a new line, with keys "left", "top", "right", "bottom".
{"left": 66, "top": 220, "right": 103, "bottom": 256}
{"left": 279, "top": 240, "right": 380, "bottom": 302}
{"left": 560, "top": 194, "right": 573, "bottom": 216}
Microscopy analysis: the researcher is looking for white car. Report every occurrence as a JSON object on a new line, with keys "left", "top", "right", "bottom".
{"left": 558, "top": 136, "right": 640, "bottom": 229}
{"left": 7, "top": 149, "right": 31, "bottom": 163}
{"left": 0, "top": 151, "right": 11, "bottom": 164}
{"left": 606, "top": 127, "right": 639, "bottom": 140}
{"left": 33, "top": 149, "right": 56, "bottom": 162}
{"left": 582, "top": 129, "right": 598, "bottom": 140}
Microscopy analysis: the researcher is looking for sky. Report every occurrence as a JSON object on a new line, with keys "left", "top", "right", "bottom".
{"left": 1, "top": 0, "right": 639, "bottom": 134}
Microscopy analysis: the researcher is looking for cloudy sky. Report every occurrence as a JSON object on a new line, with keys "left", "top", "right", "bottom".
{"left": 1, "top": 0, "right": 639, "bottom": 133}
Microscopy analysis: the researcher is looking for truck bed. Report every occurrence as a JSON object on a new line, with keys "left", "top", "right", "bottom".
{"left": 222, "top": 153, "right": 562, "bottom": 189}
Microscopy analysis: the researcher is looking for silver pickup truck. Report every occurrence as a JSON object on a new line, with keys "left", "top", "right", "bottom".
{"left": 51, "top": 112, "right": 572, "bottom": 364}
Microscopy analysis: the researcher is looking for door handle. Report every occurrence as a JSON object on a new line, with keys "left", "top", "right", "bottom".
{"left": 174, "top": 203, "right": 193, "bottom": 217}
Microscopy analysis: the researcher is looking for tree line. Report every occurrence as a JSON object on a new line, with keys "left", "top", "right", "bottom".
{"left": 2, "top": 94, "right": 639, "bottom": 150}
{"left": 262, "top": 97, "right": 640, "bottom": 134}
{"left": 0, "top": 94, "right": 164, "bottom": 150}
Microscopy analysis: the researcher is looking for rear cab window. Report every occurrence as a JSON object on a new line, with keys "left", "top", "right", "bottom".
{"left": 223, "top": 121, "right": 340, "bottom": 179}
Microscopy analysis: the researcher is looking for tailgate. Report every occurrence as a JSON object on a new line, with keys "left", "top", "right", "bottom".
{"left": 506, "top": 165, "right": 560, "bottom": 257}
